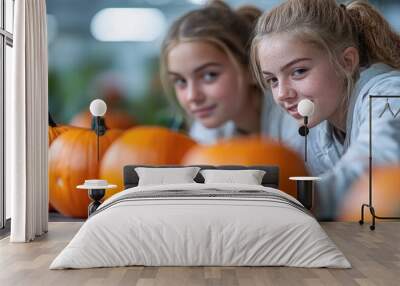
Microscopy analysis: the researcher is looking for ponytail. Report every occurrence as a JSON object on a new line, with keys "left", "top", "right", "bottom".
{"left": 346, "top": 0, "right": 400, "bottom": 69}
{"left": 236, "top": 5, "right": 262, "bottom": 30}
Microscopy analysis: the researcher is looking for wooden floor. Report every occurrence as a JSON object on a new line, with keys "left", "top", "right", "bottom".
{"left": 0, "top": 222, "right": 399, "bottom": 286}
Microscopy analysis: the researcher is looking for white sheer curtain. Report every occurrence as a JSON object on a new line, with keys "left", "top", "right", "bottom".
{"left": 6, "top": 0, "right": 48, "bottom": 242}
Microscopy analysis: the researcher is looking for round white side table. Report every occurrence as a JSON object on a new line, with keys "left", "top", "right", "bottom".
{"left": 77, "top": 180, "right": 117, "bottom": 216}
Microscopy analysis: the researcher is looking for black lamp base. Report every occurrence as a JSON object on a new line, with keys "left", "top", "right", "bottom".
{"left": 290, "top": 176, "right": 320, "bottom": 211}
{"left": 87, "top": 188, "right": 105, "bottom": 216}
{"left": 296, "top": 180, "right": 313, "bottom": 210}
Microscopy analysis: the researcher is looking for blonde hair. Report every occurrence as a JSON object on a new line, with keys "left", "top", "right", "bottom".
{"left": 160, "top": 0, "right": 262, "bottom": 102}
{"left": 250, "top": 0, "right": 400, "bottom": 96}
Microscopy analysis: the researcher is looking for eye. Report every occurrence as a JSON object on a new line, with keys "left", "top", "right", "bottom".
{"left": 292, "top": 68, "right": 308, "bottom": 77}
{"left": 172, "top": 77, "right": 187, "bottom": 89}
{"left": 265, "top": 77, "right": 278, "bottom": 88}
{"left": 202, "top": 71, "right": 218, "bottom": 82}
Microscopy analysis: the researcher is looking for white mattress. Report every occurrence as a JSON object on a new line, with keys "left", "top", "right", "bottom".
{"left": 50, "top": 183, "right": 351, "bottom": 269}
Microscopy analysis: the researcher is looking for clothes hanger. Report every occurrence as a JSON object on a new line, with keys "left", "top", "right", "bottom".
{"left": 393, "top": 104, "right": 400, "bottom": 118}
{"left": 378, "top": 98, "right": 396, "bottom": 118}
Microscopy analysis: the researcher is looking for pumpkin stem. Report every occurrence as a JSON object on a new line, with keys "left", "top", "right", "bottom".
{"left": 91, "top": 116, "right": 107, "bottom": 136}
{"left": 49, "top": 112, "right": 57, "bottom": 127}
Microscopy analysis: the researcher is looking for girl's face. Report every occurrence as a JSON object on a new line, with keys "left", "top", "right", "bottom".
{"left": 167, "top": 41, "right": 248, "bottom": 128}
{"left": 257, "top": 33, "right": 346, "bottom": 128}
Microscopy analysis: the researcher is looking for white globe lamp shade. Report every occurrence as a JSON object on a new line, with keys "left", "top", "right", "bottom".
{"left": 90, "top": 99, "right": 107, "bottom": 117}
{"left": 297, "top": 99, "right": 315, "bottom": 117}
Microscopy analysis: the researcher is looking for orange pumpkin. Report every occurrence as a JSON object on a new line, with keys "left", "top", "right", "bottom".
{"left": 100, "top": 126, "right": 197, "bottom": 199}
{"left": 338, "top": 165, "right": 400, "bottom": 222}
{"left": 48, "top": 113, "right": 73, "bottom": 212}
{"left": 48, "top": 113, "right": 71, "bottom": 146}
{"left": 181, "top": 136, "right": 308, "bottom": 198}
{"left": 70, "top": 110, "right": 136, "bottom": 130}
{"left": 49, "top": 127, "right": 123, "bottom": 218}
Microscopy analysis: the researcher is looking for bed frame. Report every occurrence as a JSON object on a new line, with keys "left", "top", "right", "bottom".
{"left": 123, "top": 165, "right": 279, "bottom": 189}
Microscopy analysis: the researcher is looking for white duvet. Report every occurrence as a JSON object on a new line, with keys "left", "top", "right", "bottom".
{"left": 50, "top": 183, "right": 351, "bottom": 269}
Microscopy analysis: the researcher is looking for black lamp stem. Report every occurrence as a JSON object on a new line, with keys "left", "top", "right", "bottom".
{"left": 91, "top": 115, "right": 106, "bottom": 164}
{"left": 97, "top": 116, "right": 100, "bottom": 163}
{"left": 304, "top": 116, "right": 308, "bottom": 162}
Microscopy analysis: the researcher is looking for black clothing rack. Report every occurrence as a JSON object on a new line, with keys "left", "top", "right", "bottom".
{"left": 360, "top": 95, "right": 400, "bottom": 230}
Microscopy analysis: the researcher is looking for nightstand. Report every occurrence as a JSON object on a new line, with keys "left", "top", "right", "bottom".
{"left": 289, "top": 176, "right": 320, "bottom": 210}
{"left": 77, "top": 180, "right": 117, "bottom": 216}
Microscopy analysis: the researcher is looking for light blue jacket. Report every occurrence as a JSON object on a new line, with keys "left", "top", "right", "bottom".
{"left": 309, "top": 63, "right": 400, "bottom": 219}
{"left": 189, "top": 92, "right": 304, "bottom": 154}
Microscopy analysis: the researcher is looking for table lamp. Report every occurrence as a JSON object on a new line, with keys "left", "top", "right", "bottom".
{"left": 89, "top": 99, "right": 107, "bottom": 163}
{"left": 290, "top": 99, "right": 318, "bottom": 210}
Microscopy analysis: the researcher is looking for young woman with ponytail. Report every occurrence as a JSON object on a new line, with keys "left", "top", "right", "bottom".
{"left": 251, "top": 0, "right": 400, "bottom": 219}
{"left": 160, "top": 1, "right": 300, "bottom": 146}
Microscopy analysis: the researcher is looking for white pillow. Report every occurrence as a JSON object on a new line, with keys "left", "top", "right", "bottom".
{"left": 200, "top": 169, "right": 266, "bottom": 185}
{"left": 135, "top": 167, "right": 200, "bottom": 186}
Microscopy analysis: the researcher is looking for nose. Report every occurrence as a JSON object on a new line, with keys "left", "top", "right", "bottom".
{"left": 186, "top": 82, "right": 205, "bottom": 104}
{"left": 276, "top": 81, "right": 296, "bottom": 103}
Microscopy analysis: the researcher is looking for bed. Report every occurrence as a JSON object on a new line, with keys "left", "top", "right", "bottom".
{"left": 50, "top": 165, "right": 350, "bottom": 269}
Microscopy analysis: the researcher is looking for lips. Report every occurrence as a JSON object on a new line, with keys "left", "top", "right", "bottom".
{"left": 284, "top": 104, "right": 302, "bottom": 119}
{"left": 191, "top": 104, "right": 217, "bottom": 119}
{"left": 286, "top": 104, "right": 297, "bottom": 112}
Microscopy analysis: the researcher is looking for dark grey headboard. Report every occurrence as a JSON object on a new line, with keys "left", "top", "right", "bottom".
{"left": 123, "top": 165, "right": 279, "bottom": 189}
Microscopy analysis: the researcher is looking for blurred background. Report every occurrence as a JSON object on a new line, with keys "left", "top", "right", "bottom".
{"left": 46, "top": 0, "right": 400, "bottom": 129}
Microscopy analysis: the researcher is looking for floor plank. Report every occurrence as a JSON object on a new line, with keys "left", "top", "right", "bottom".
{"left": 0, "top": 222, "right": 399, "bottom": 286}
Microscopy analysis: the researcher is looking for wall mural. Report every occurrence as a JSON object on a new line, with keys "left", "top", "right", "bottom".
{"left": 47, "top": 0, "right": 400, "bottom": 223}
